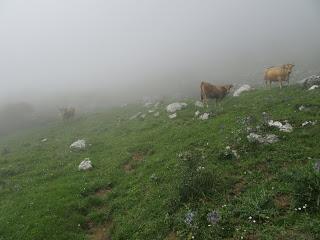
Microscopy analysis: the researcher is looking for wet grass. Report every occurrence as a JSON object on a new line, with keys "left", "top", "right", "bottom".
{"left": 0, "top": 85, "right": 320, "bottom": 239}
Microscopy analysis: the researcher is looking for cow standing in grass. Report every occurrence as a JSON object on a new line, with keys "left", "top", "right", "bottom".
{"left": 200, "top": 81, "right": 233, "bottom": 107}
{"left": 264, "top": 64, "right": 294, "bottom": 89}
{"left": 59, "top": 107, "right": 75, "bottom": 121}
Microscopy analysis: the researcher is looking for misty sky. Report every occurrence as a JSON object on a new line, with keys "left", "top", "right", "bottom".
{"left": 0, "top": 0, "right": 319, "bottom": 105}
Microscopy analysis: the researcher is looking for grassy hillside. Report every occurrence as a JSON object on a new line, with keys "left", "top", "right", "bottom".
{"left": 1, "top": 86, "right": 320, "bottom": 240}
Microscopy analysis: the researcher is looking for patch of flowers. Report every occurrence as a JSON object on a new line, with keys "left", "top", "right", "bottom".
{"left": 294, "top": 203, "right": 307, "bottom": 211}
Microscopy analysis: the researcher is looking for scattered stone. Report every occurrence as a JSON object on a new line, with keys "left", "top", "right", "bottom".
{"left": 195, "top": 110, "right": 200, "bottom": 117}
{"left": 154, "top": 102, "right": 160, "bottom": 108}
{"left": 144, "top": 102, "right": 153, "bottom": 108}
{"left": 196, "top": 166, "right": 205, "bottom": 172}
{"left": 166, "top": 102, "right": 187, "bottom": 113}
{"left": 268, "top": 120, "right": 293, "bottom": 133}
{"left": 168, "top": 113, "right": 177, "bottom": 119}
{"left": 195, "top": 100, "right": 204, "bottom": 108}
{"left": 154, "top": 112, "right": 160, "bottom": 117}
{"left": 302, "top": 120, "right": 317, "bottom": 127}
{"left": 232, "top": 150, "right": 240, "bottom": 159}
{"left": 233, "top": 84, "right": 252, "bottom": 97}
{"left": 308, "top": 85, "right": 319, "bottom": 90}
{"left": 150, "top": 173, "right": 159, "bottom": 181}
{"left": 148, "top": 109, "right": 155, "bottom": 113}
{"left": 140, "top": 114, "right": 146, "bottom": 119}
{"left": 129, "top": 112, "right": 142, "bottom": 120}
{"left": 299, "top": 105, "right": 306, "bottom": 111}
{"left": 70, "top": 139, "right": 86, "bottom": 150}
{"left": 78, "top": 158, "right": 92, "bottom": 171}
{"left": 41, "top": 138, "right": 48, "bottom": 142}
{"left": 299, "top": 74, "right": 320, "bottom": 88}
{"left": 225, "top": 146, "right": 240, "bottom": 159}
{"left": 199, "top": 113, "right": 210, "bottom": 120}
{"left": 247, "top": 133, "right": 279, "bottom": 144}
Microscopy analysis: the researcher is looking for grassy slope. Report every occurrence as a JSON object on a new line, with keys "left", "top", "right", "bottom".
{"left": 1, "top": 86, "right": 320, "bottom": 240}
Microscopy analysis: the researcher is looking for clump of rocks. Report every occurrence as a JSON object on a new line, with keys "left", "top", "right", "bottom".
{"left": 78, "top": 158, "right": 92, "bottom": 171}
{"left": 247, "top": 133, "right": 279, "bottom": 144}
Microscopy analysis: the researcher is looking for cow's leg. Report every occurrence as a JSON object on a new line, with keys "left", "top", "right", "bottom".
{"left": 204, "top": 94, "right": 208, "bottom": 108}
{"left": 265, "top": 81, "right": 268, "bottom": 89}
{"left": 269, "top": 81, "right": 271, "bottom": 89}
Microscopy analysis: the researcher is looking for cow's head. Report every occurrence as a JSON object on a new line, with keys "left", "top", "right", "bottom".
{"left": 226, "top": 84, "right": 233, "bottom": 93}
{"left": 284, "top": 64, "right": 295, "bottom": 74}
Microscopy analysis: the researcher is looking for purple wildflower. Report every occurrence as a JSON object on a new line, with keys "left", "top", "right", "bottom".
{"left": 184, "top": 211, "right": 195, "bottom": 226}
{"left": 314, "top": 160, "right": 320, "bottom": 173}
{"left": 207, "top": 210, "right": 220, "bottom": 224}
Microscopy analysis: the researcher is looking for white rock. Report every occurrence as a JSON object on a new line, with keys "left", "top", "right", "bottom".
{"left": 144, "top": 102, "right": 153, "bottom": 108}
{"left": 199, "top": 113, "right": 210, "bottom": 120}
{"left": 268, "top": 120, "right": 293, "bottom": 132}
{"left": 195, "top": 101, "right": 204, "bottom": 108}
{"left": 299, "top": 105, "right": 305, "bottom": 111}
{"left": 140, "top": 114, "right": 146, "bottom": 119}
{"left": 302, "top": 120, "right": 317, "bottom": 127}
{"left": 168, "top": 113, "right": 177, "bottom": 119}
{"left": 233, "top": 84, "right": 252, "bottom": 97}
{"left": 247, "top": 133, "right": 278, "bottom": 144}
{"left": 154, "top": 102, "right": 160, "bottom": 108}
{"left": 299, "top": 75, "right": 320, "bottom": 87}
{"left": 308, "top": 85, "right": 319, "bottom": 90}
{"left": 247, "top": 133, "right": 264, "bottom": 143}
{"left": 166, "top": 102, "right": 187, "bottom": 113}
{"left": 154, "top": 112, "right": 160, "bottom": 117}
{"left": 195, "top": 111, "right": 200, "bottom": 117}
{"left": 264, "top": 134, "right": 279, "bottom": 144}
{"left": 148, "top": 109, "right": 155, "bottom": 113}
{"left": 78, "top": 158, "right": 92, "bottom": 171}
{"left": 129, "top": 112, "right": 142, "bottom": 120}
{"left": 232, "top": 150, "right": 240, "bottom": 159}
{"left": 70, "top": 139, "right": 86, "bottom": 150}
{"left": 41, "top": 138, "right": 48, "bottom": 142}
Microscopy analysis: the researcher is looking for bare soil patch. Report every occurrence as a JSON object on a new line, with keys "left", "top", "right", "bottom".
{"left": 88, "top": 220, "right": 113, "bottom": 240}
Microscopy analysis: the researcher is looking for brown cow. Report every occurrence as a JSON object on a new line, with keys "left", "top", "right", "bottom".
{"left": 264, "top": 64, "right": 294, "bottom": 89}
{"left": 59, "top": 107, "right": 75, "bottom": 120}
{"left": 200, "top": 81, "right": 233, "bottom": 107}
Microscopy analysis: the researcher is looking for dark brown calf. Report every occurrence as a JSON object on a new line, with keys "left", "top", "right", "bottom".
{"left": 200, "top": 81, "right": 233, "bottom": 107}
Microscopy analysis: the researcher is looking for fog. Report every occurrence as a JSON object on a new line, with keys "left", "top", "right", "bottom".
{"left": 0, "top": 0, "right": 320, "bottom": 127}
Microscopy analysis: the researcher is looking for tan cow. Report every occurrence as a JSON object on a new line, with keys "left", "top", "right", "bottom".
{"left": 200, "top": 81, "right": 233, "bottom": 107}
{"left": 59, "top": 107, "right": 75, "bottom": 120}
{"left": 264, "top": 64, "right": 294, "bottom": 89}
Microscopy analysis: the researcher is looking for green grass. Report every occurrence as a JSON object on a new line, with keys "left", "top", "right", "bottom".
{"left": 1, "top": 86, "right": 320, "bottom": 240}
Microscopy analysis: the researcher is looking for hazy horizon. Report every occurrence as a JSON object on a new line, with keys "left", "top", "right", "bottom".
{"left": 1, "top": 0, "right": 320, "bottom": 107}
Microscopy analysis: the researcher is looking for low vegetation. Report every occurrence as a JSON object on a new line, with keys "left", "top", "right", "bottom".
{"left": 1, "top": 86, "right": 320, "bottom": 239}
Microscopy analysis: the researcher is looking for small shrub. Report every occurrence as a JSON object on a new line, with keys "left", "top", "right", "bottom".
{"left": 177, "top": 149, "right": 224, "bottom": 203}
{"left": 293, "top": 165, "right": 320, "bottom": 212}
